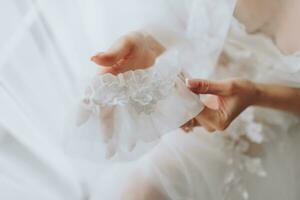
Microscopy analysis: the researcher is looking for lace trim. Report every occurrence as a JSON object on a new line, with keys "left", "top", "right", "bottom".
{"left": 79, "top": 68, "right": 177, "bottom": 123}
{"left": 75, "top": 49, "right": 204, "bottom": 158}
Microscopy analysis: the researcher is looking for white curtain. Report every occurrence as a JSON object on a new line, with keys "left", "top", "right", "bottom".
{"left": 0, "top": 1, "right": 92, "bottom": 199}
{"left": 0, "top": 0, "right": 236, "bottom": 199}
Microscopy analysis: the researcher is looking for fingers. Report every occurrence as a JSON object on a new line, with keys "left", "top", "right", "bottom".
{"left": 91, "top": 37, "right": 134, "bottom": 67}
{"left": 195, "top": 106, "right": 229, "bottom": 132}
{"left": 181, "top": 118, "right": 201, "bottom": 133}
{"left": 91, "top": 52, "right": 119, "bottom": 67}
{"left": 98, "top": 67, "right": 120, "bottom": 75}
{"left": 186, "top": 78, "right": 233, "bottom": 96}
{"left": 98, "top": 61, "right": 138, "bottom": 75}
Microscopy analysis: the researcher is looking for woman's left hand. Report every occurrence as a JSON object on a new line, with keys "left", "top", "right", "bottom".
{"left": 183, "top": 78, "right": 258, "bottom": 132}
{"left": 91, "top": 31, "right": 165, "bottom": 75}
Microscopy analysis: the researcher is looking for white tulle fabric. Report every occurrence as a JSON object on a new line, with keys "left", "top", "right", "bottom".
{"left": 76, "top": 51, "right": 203, "bottom": 157}
{"left": 1, "top": 1, "right": 300, "bottom": 200}
{"left": 72, "top": 0, "right": 235, "bottom": 158}
{"left": 0, "top": 1, "right": 91, "bottom": 199}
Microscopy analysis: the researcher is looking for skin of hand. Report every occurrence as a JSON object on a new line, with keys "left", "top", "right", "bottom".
{"left": 91, "top": 31, "right": 165, "bottom": 74}
{"left": 183, "top": 78, "right": 259, "bottom": 132}
{"left": 183, "top": 78, "right": 300, "bottom": 133}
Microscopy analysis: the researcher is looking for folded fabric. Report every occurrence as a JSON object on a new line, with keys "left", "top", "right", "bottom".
{"left": 77, "top": 51, "right": 203, "bottom": 158}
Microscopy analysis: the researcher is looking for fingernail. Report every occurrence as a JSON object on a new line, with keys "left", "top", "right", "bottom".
{"left": 90, "top": 56, "right": 96, "bottom": 61}
{"left": 186, "top": 79, "right": 200, "bottom": 88}
{"left": 185, "top": 78, "right": 190, "bottom": 87}
{"left": 91, "top": 52, "right": 104, "bottom": 61}
{"left": 185, "top": 78, "right": 196, "bottom": 88}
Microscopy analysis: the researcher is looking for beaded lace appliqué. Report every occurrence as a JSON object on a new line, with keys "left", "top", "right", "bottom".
{"left": 79, "top": 69, "right": 176, "bottom": 123}
{"left": 221, "top": 109, "right": 267, "bottom": 200}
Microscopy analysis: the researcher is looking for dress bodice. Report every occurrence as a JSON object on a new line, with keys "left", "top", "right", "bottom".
{"left": 221, "top": 18, "right": 300, "bottom": 86}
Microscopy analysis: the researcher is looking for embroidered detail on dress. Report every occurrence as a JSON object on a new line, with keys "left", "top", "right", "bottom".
{"left": 222, "top": 109, "right": 266, "bottom": 200}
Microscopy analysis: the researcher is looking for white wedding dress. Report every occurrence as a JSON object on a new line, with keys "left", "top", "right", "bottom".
{"left": 0, "top": 0, "right": 300, "bottom": 200}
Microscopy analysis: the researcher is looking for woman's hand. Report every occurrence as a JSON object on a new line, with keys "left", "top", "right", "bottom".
{"left": 91, "top": 31, "right": 165, "bottom": 74}
{"left": 183, "top": 78, "right": 258, "bottom": 132}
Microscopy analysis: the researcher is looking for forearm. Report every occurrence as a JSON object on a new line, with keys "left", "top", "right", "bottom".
{"left": 254, "top": 83, "right": 300, "bottom": 113}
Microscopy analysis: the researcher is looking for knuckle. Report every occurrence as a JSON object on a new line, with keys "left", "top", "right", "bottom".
{"left": 201, "top": 80, "right": 210, "bottom": 93}
{"left": 228, "top": 78, "right": 251, "bottom": 93}
{"left": 228, "top": 80, "right": 238, "bottom": 94}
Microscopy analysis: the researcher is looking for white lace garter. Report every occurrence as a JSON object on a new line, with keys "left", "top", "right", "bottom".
{"left": 77, "top": 52, "right": 204, "bottom": 158}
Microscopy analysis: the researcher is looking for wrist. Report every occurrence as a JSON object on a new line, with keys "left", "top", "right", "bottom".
{"left": 143, "top": 32, "right": 166, "bottom": 57}
{"left": 251, "top": 82, "right": 265, "bottom": 106}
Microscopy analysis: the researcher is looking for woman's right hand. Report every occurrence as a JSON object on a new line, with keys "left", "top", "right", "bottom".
{"left": 91, "top": 31, "right": 165, "bottom": 74}
{"left": 182, "top": 78, "right": 258, "bottom": 133}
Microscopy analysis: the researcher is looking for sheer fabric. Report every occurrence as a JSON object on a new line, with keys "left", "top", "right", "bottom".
{"left": 0, "top": 0, "right": 235, "bottom": 198}
{"left": 0, "top": 0, "right": 90, "bottom": 199}
{"left": 1, "top": 0, "right": 300, "bottom": 200}
{"left": 76, "top": 52, "right": 203, "bottom": 158}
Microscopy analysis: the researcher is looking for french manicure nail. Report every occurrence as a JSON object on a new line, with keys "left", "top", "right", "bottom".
{"left": 185, "top": 78, "right": 191, "bottom": 87}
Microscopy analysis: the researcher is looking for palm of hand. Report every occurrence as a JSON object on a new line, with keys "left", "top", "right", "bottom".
{"left": 91, "top": 32, "right": 164, "bottom": 74}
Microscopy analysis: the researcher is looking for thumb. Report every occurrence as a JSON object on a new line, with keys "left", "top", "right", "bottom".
{"left": 186, "top": 78, "right": 232, "bottom": 96}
